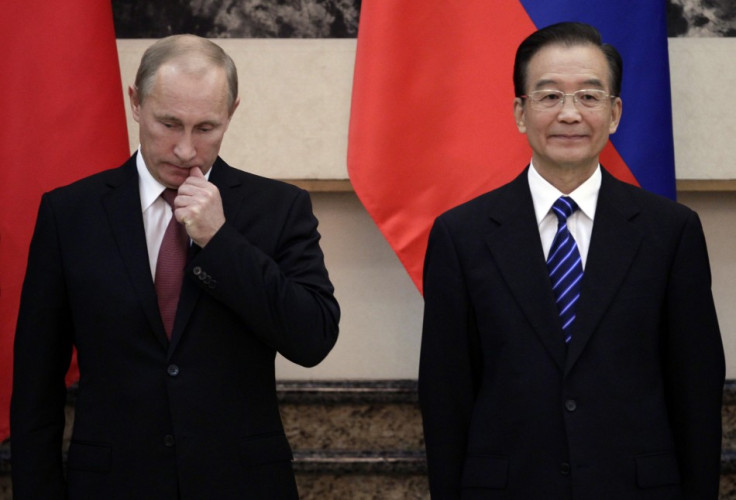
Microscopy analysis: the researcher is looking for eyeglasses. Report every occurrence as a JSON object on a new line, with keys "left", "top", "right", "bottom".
{"left": 521, "top": 89, "right": 616, "bottom": 110}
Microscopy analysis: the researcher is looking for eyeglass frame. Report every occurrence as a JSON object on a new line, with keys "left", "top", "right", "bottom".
{"left": 519, "top": 89, "right": 618, "bottom": 110}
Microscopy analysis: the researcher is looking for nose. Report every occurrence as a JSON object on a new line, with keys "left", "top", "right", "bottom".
{"left": 173, "top": 132, "right": 196, "bottom": 163}
{"left": 557, "top": 95, "right": 582, "bottom": 122}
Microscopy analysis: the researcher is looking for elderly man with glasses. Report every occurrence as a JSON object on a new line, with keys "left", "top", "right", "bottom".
{"left": 419, "top": 21, "right": 724, "bottom": 499}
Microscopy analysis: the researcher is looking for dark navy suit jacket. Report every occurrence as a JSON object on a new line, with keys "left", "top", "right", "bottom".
{"left": 419, "top": 167, "right": 724, "bottom": 499}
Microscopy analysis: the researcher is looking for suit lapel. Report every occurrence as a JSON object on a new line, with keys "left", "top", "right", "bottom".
{"left": 565, "top": 170, "right": 643, "bottom": 373}
{"left": 483, "top": 171, "right": 567, "bottom": 370}
{"left": 168, "top": 158, "right": 244, "bottom": 352}
{"left": 102, "top": 157, "right": 169, "bottom": 349}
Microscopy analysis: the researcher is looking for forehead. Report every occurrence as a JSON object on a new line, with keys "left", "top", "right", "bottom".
{"left": 147, "top": 62, "right": 230, "bottom": 116}
{"left": 526, "top": 43, "right": 611, "bottom": 90}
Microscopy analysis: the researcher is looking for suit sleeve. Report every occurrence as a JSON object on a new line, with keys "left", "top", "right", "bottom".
{"left": 186, "top": 188, "right": 339, "bottom": 367}
{"left": 663, "top": 210, "right": 724, "bottom": 498}
{"left": 419, "top": 216, "right": 482, "bottom": 499}
{"left": 10, "top": 194, "right": 74, "bottom": 499}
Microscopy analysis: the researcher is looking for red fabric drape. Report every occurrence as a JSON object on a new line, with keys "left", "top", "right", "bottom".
{"left": 0, "top": 0, "right": 130, "bottom": 439}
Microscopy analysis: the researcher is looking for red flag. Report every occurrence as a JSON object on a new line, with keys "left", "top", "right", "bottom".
{"left": 348, "top": 3, "right": 537, "bottom": 294}
{"left": 0, "top": 1, "right": 130, "bottom": 440}
{"left": 348, "top": 2, "right": 652, "bottom": 294}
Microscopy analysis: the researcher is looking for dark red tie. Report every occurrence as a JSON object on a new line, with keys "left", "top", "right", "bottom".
{"left": 155, "top": 189, "right": 188, "bottom": 338}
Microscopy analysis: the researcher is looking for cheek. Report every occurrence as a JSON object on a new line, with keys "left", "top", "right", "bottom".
{"left": 588, "top": 116, "right": 612, "bottom": 137}
{"left": 524, "top": 120, "right": 548, "bottom": 141}
{"left": 199, "top": 134, "right": 226, "bottom": 154}
{"left": 141, "top": 121, "right": 165, "bottom": 140}
{"left": 146, "top": 126, "right": 180, "bottom": 148}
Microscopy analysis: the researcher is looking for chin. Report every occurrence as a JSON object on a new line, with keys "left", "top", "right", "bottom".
{"left": 160, "top": 175, "right": 186, "bottom": 189}
{"left": 550, "top": 150, "right": 593, "bottom": 165}
{"left": 158, "top": 168, "right": 188, "bottom": 186}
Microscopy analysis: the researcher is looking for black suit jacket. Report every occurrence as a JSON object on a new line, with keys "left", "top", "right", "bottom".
{"left": 11, "top": 154, "right": 340, "bottom": 499}
{"left": 419, "top": 168, "right": 724, "bottom": 499}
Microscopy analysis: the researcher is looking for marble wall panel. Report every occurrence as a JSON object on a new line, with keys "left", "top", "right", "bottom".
{"left": 111, "top": 1, "right": 733, "bottom": 39}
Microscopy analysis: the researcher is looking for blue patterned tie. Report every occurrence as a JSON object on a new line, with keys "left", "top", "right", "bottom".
{"left": 547, "top": 196, "right": 584, "bottom": 344}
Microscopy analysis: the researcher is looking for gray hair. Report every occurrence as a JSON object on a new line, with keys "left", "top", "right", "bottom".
{"left": 134, "top": 34, "right": 238, "bottom": 113}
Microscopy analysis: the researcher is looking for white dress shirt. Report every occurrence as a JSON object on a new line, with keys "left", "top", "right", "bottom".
{"left": 527, "top": 161, "right": 601, "bottom": 269}
{"left": 136, "top": 148, "right": 210, "bottom": 279}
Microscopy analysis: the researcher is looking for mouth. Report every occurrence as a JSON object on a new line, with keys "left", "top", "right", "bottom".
{"left": 549, "top": 134, "right": 589, "bottom": 142}
{"left": 164, "top": 162, "right": 196, "bottom": 171}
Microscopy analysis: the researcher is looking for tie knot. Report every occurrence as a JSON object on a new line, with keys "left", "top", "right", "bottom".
{"left": 552, "top": 196, "right": 579, "bottom": 222}
{"left": 161, "top": 188, "right": 178, "bottom": 208}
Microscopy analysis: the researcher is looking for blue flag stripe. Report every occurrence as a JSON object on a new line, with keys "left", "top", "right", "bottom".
{"left": 519, "top": 0, "right": 676, "bottom": 199}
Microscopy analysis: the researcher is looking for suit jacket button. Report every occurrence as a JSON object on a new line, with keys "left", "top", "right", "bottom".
{"left": 164, "top": 434, "right": 175, "bottom": 447}
{"left": 564, "top": 399, "right": 577, "bottom": 412}
{"left": 193, "top": 266, "right": 202, "bottom": 276}
{"left": 560, "top": 462, "right": 571, "bottom": 475}
{"left": 167, "top": 364, "right": 180, "bottom": 377}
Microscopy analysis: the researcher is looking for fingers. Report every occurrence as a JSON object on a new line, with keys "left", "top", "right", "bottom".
{"left": 188, "top": 166, "right": 205, "bottom": 179}
{"left": 177, "top": 167, "right": 206, "bottom": 194}
{"left": 172, "top": 167, "right": 225, "bottom": 247}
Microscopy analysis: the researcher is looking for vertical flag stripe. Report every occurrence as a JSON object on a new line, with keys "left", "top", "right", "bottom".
{"left": 349, "top": 2, "right": 537, "bottom": 291}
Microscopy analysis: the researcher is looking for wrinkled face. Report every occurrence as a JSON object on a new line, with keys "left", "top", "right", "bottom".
{"left": 513, "top": 44, "right": 622, "bottom": 175}
{"left": 130, "top": 61, "right": 238, "bottom": 188}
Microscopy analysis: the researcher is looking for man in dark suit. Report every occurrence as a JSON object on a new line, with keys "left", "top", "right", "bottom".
{"left": 419, "top": 22, "right": 724, "bottom": 499}
{"left": 11, "top": 34, "right": 339, "bottom": 498}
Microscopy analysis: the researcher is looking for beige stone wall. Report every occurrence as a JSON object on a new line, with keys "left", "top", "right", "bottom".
{"left": 668, "top": 38, "right": 735, "bottom": 180}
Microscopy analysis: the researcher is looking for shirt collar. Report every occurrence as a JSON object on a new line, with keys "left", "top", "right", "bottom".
{"left": 135, "top": 147, "right": 214, "bottom": 212}
{"left": 136, "top": 148, "right": 164, "bottom": 213}
{"left": 528, "top": 160, "right": 601, "bottom": 225}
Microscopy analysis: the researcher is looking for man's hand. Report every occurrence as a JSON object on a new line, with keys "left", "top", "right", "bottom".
{"left": 174, "top": 167, "right": 225, "bottom": 247}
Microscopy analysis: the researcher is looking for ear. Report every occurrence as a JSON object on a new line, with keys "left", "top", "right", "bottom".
{"left": 228, "top": 96, "right": 241, "bottom": 119}
{"left": 513, "top": 97, "right": 526, "bottom": 133}
{"left": 608, "top": 97, "right": 622, "bottom": 134}
{"left": 129, "top": 86, "right": 141, "bottom": 123}
{"left": 222, "top": 96, "right": 241, "bottom": 134}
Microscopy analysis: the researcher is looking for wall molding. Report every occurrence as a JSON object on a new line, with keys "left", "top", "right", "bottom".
{"left": 283, "top": 179, "right": 736, "bottom": 193}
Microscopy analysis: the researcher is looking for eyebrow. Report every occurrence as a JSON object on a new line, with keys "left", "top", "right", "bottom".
{"left": 533, "top": 78, "right": 605, "bottom": 90}
{"left": 156, "top": 114, "right": 222, "bottom": 128}
{"left": 156, "top": 114, "right": 183, "bottom": 124}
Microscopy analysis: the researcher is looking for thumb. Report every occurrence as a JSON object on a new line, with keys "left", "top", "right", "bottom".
{"left": 188, "top": 166, "right": 205, "bottom": 179}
